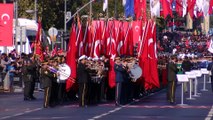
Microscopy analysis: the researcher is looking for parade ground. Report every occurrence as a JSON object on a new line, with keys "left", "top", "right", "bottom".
{"left": 0, "top": 77, "right": 213, "bottom": 120}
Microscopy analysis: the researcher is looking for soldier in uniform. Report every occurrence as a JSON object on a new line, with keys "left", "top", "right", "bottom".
{"left": 22, "top": 59, "right": 33, "bottom": 100}
{"left": 26, "top": 54, "right": 38, "bottom": 100}
{"left": 77, "top": 55, "right": 90, "bottom": 107}
{"left": 50, "top": 58, "right": 59, "bottom": 106}
{"left": 40, "top": 61, "right": 57, "bottom": 108}
{"left": 114, "top": 57, "right": 126, "bottom": 106}
{"left": 207, "top": 57, "right": 213, "bottom": 93}
{"left": 166, "top": 56, "right": 178, "bottom": 104}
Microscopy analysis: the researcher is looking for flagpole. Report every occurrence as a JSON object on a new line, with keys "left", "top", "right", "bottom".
{"left": 69, "top": 0, "right": 95, "bottom": 21}
{"left": 114, "top": 0, "right": 117, "bottom": 19}
{"left": 64, "top": 0, "right": 67, "bottom": 50}
{"left": 15, "top": 0, "right": 18, "bottom": 51}
{"left": 107, "top": 0, "right": 109, "bottom": 19}
{"left": 34, "top": 0, "right": 37, "bottom": 22}
{"left": 3, "top": 0, "right": 6, "bottom": 53}
{"left": 90, "top": 0, "right": 93, "bottom": 20}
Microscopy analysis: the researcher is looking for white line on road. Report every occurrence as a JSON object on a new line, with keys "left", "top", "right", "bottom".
{"left": 88, "top": 90, "right": 161, "bottom": 120}
{"left": 0, "top": 108, "right": 42, "bottom": 120}
{"left": 88, "top": 106, "right": 123, "bottom": 120}
{"left": 205, "top": 105, "right": 213, "bottom": 120}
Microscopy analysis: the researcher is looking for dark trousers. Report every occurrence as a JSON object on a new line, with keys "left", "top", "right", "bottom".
{"left": 58, "top": 83, "right": 66, "bottom": 104}
{"left": 78, "top": 83, "right": 88, "bottom": 107}
{"left": 24, "top": 81, "right": 32, "bottom": 98}
{"left": 211, "top": 76, "right": 213, "bottom": 92}
{"left": 44, "top": 86, "right": 52, "bottom": 108}
{"left": 115, "top": 82, "right": 122, "bottom": 105}
{"left": 30, "top": 80, "right": 35, "bottom": 98}
{"left": 167, "top": 81, "right": 176, "bottom": 103}
{"left": 100, "top": 77, "right": 107, "bottom": 101}
{"left": 51, "top": 82, "right": 59, "bottom": 106}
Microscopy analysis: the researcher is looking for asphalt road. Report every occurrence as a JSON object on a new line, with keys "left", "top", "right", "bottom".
{"left": 0, "top": 77, "right": 213, "bottom": 120}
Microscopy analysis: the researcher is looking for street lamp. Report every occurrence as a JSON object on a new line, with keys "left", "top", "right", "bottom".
{"left": 25, "top": 0, "right": 37, "bottom": 21}
{"left": 34, "top": 0, "right": 37, "bottom": 22}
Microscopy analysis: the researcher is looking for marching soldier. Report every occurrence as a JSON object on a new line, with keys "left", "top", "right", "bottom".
{"left": 28, "top": 54, "right": 39, "bottom": 100}
{"left": 77, "top": 55, "right": 90, "bottom": 107}
{"left": 114, "top": 57, "right": 126, "bottom": 106}
{"left": 22, "top": 58, "right": 34, "bottom": 101}
{"left": 166, "top": 56, "right": 178, "bottom": 104}
{"left": 40, "top": 61, "right": 57, "bottom": 108}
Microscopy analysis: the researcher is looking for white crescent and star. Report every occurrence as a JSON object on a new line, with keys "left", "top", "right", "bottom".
{"left": 117, "top": 41, "right": 124, "bottom": 56}
{"left": 94, "top": 40, "right": 101, "bottom": 58}
{"left": 148, "top": 38, "right": 154, "bottom": 59}
{"left": 135, "top": 26, "right": 139, "bottom": 32}
{"left": 1, "top": 13, "right": 10, "bottom": 25}
{"left": 79, "top": 41, "right": 83, "bottom": 56}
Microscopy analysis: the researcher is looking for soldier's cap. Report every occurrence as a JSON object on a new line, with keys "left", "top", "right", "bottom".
{"left": 163, "top": 36, "right": 168, "bottom": 39}
{"left": 41, "top": 60, "right": 48, "bottom": 65}
{"left": 78, "top": 55, "right": 87, "bottom": 62}
{"left": 114, "top": 57, "right": 121, "bottom": 61}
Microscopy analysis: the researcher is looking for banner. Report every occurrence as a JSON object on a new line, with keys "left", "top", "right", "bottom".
{"left": 34, "top": 21, "right": 44, "bottom": 61}
{"left": 66, "top": 24, "right": 77, "bottom": 92}
{"left": 0, "top": 4, "right": 14, "bottom": 46}
{"left": 208, "top": 40, "right": 213, "bottom": 53}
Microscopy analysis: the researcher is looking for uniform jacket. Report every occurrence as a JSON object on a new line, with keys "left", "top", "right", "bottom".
{"left": 207, "top": 62, "right": 213, "bottom": 75}
{"left": 40, "top": 68, "right": 56, "bottom": 88}
{"left": 21, "top": 65, "right": 32, "bottom": 83}
{"left": 167, "top": 61, "right": 178, "bottom": 82}
{"left": 182, "top": 60, "right": 192, "bottom": 72}
{"left": 114, "top": 63, "right": 126, "bottom": 83}
{"left": 77, "top": 62, "right": 90, "bottom": 83}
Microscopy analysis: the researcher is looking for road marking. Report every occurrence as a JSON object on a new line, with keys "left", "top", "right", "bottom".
{"left": 0, "top": 108, "right": 42, "bottom": 120}
{"left": 205, "top": 105, "right": 213, "bottom": 120}
{"left": 88, "top": 106, "right": 123, "bottom": 120}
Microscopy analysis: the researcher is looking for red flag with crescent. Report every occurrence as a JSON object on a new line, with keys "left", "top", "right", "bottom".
{"left": 34, "top": 20, "right": 44, "bottom": 61}
{"left": 132, "top": 21, "right": 141, "bottom": 46}
{"left": 0, "top": 4, "right": 14, "bottom": 46}
{"left": 66, "top": 24, "right": 77, "bottom": 92}
{"left": 139, "top": 20, "right": 159, "bottom": 90}
{"left": 209, "top": 0, "right": 213, "bottom": 14}
{"left": 93, "top": 20, "right": 102, "bottom": 58}
{"left": 134, "top": 0, "right": 146, "bottom": 20}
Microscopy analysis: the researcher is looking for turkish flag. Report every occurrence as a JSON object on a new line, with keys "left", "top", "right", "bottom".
{"left": 139, "top": 20, "right": 150, "bottom": 90}
{"left": 176, "top": 0, "right": 183, "bottom": 17}
{"left": 89, "top": 20, "right": 98, "bottom": 57}
{"left": 123, "top": 21, "right": 129, "bottom": 38}
{"left": 106, "top": 21, "right": 114, "bottom": 56}
{"left": 85, "top": 21, "right": 95, "bottom": 57}
{"left": 82, "top": 22, "right": 89, "bottom": 56}
{"left": 0, "top": 4, "right": 14, "bottom": 46}
{"left": 66, "top": 24, "right": 77, "bottom": 92}
{"left": 116, "top": 22, "right": 125, "bottom": 56}
{"left": 137, "top": 20, "right": 147, "bottom": 56}
{"left": 34, "top": 21, "right": 44, "bottom": 61}
{"left": 148, "top": 21, "right": 159, "bottom": 89}
{"left": 187, "top": 0, "right": 196, "bottom": 18}
{"left": 134, "top": 0, "right": 146, "bottom": 20}
{"left": 139, "top": 20, "right": 159, "bottom": 90}
{"left": 108, "top": 21, "right": 117, "bottom": 88}
{"left": 76, "top": 18, "right": 84, "bottom": 58}
{"left": 123, "top": 23, "right": 130, "bottom": 55}
{"left": 209, "top": 0, "right": 213, "bottom": 14}
{"left": 126, "top": 23, "right": 134, "bottom": 56}
{"left": 132, "top": 21, "right": 142, "bottom": 46}
{"left": 161, "top": 0, "right": 173, "bottom": 18}
{"left": 93, "top": 20, "right": 102, "bottom": 58}
{"left": 100, "top": 20, "right": 107, "bottom": 55}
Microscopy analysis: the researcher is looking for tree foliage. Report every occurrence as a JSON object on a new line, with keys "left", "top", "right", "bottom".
{"left": 16, "top": 0, "right": 126, "bottom": 30}
{"left": 6, "top": 0, "right": 177, "bottom": 31}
